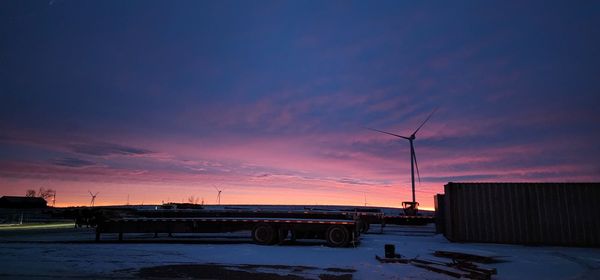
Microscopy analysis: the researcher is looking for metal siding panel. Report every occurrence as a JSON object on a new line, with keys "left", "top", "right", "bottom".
{"left": 480, "top": 184, "right": 491, "bottom": 242}
{"left": 495, "top": 184, "right": 506, "bottom": 243}
{"left": 495, "top": 183, "right": 504, "bottom": 243}
{"left": 520, "top": 185, "right": 530, "bottom": 243}
{"left": 473, "top": 185, "right": 483, "bottom": 242}
{"left": 580, "top": 184, "right": 591, "bottom": 245}
{"left": 574, "top": 184, "right": 586, "bottom": 245}
{"left": 492, "top": 183, "right": 504, "bottom": 242}
{"left": 466, "top": 183, "right": 474, "bottom": 241}
{"left": 478, "top": 186, "right": 486, "bottom": 242}
{"left": 531, "top": 185, "right": 543, "bottom": 244}
{"left": 450, "top": 183, "right": 459, "bottom": 241}
{"left": 507, "top": 183, "right": 518, "bottom": 243}
{"left": 458, "top": 185, "right": 467, "bottom": 241}
{"left": 540, "top": 184, "right": 552, "bottom": 244}
{"left": 551, "top": 184, "right": 562, "bottom": 244}
{"left": 441, "top": 182, "right": 600, "bottom": 246}
{"left": 444, "top": 183, "right": 455, "bottom": 241}
{"left": 558, "top": 183, "right": 569, "bottom": 245}
{"left": 512, "top": 183, "right": 521, "bottom": 244}
{"left": 524, "top": 184, "right": 536, "bottom": 244}
{"left": 486, "top": 184, "right": 496, "bottom": 242}
{"left": 515, "top": 184, "right": 525, "bottom": 244}
{"left": 588, "top": 184, "right": 596, "bottom": 245}
{"left": 463, "top": 185, "right": 471, "bottom": 241}
{"left": 562, "top": 184, "right": 574, "bottom": 245}
{"left": 591, "top": 184, "right": 600, "bottom": 245}
{"left": 452, "top": 183, "right": 462, "bottom": 241}
{"left": 468, "top": 185, "right": 478, "bottom": 241}
{"left": 557, "top": 183, "right": 568, "bottom": 244}
{"left": 443, "top": 184, "right": 451, "bottom": 239}
{"left": 461, "top": 184, "right": 470, "bottom": 241}
{"left": 579, "top": 184, "right": 592, "bottom": 246}
{"left": 539, "top": 185, "right": 549, "bottom": 244}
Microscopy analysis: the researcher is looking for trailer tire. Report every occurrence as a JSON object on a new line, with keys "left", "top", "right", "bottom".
{"left": 252, "top": 223, "right": 277, "bottom": 245}
{"left": 326, "top": 225, "right": 350, "bottom": 247}
{"left": 277, "top": 228, "right": 289, "bottom": 245}
{"left": 360, "top": 222, "right": 370, "bottom": 233}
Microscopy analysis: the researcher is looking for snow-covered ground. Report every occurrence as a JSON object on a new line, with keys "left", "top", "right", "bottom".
{"left": 0, "top": 224, "right": 599, "bottom": 279}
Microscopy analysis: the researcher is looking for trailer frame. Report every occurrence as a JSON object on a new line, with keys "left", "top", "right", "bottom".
{"left": 96, "top": 216, "right": 359, "bottom": 247}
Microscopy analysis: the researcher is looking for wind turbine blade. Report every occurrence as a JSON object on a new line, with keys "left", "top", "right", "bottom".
{"left": 412, "top": 107, "right": 438, "bottom": 135}
{"left": 366, "top": 127, "right": 410, "bottom": 140}
{"left": 213, "top": 185, "right": 219, "bottom": 191}
{"left": 88, "top": 190, "right": 93, "bottom": 196}
{"left": 412, "top": 149, "right": 421, "bottom": 184}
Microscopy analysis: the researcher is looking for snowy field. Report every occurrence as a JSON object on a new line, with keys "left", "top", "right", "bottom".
{"left": 0, "top": 224, "right": 599, "bottom": 279}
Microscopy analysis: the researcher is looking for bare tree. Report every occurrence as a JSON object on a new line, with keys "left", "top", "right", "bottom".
{"left": 38, "top": 187, "right": 55, "bottom": 200}
{"left": 187, "top": 195, "right": 200, "bottom": 204}
{"left": 25, "top": 189, "right": 36, "bottom": 197}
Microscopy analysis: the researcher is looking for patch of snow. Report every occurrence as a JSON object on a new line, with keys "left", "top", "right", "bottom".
{"left": 0, "top": 225, "right": 599, "bottom": 279}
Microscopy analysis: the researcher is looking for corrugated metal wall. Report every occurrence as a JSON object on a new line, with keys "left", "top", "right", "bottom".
{"left": 439, "top": 182, "right": 600, "bottom": 246}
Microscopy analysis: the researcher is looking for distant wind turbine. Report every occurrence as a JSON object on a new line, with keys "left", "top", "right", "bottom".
{"left": 367, "top": 108, "right": 437, "bottom": 213}
{"left": 88, "top": 191, "right": 99, "bottom": 207}
{"left": 214, "top": 185, "right": 223, "bottom": 205}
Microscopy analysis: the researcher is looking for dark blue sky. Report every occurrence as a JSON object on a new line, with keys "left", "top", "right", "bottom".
{"left": 1, "top": 1, "right": 599, "bottom": 207}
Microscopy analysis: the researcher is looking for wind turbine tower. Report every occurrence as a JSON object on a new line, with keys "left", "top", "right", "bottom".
{"left": 214, "top": 186, "right": 223, "bottom": 205}
{"left": 368, "top": 108, "right": 437, "bottom": 214}
{"left": 88, "top": 191, "right": 99, "bottom": 207}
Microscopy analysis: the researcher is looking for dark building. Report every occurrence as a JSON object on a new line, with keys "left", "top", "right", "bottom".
{"left": 0, "top": 196, "right": 48, "bottom": 208}
{"left": 436, "top": 182, "right": 600, "bottom": 247}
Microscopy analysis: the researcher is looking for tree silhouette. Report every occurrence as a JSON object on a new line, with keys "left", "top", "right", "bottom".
{"left": 25, "top": 189, "right": 36, "bottom": 197}
{"left": 187, "top": 195, "right": 200, "bottom": 204}
{"left": 37, "top": 188, "right": 55, "bottom": 200}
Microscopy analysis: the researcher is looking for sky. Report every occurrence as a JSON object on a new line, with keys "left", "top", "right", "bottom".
{"left": 1, "top": 1, "right": 599, "bottom": 209}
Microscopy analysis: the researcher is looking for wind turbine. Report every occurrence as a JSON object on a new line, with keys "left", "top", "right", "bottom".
{"left": 367, "top": 108, "right": 437, "bottom": 214}
{"left": 214, "top": 185, "right": 223, "bottom": 205}
{"left": 88, "top": 191, "right": 99, "bottom": 207}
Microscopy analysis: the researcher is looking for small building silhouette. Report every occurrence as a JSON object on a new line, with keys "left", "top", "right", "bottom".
{"left": 0, "top": 196, "right": 48, "bottom": 208}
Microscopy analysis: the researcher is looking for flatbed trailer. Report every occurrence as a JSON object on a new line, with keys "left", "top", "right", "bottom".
{"left": 383, "top": 215, "right": 435, "bottom": 226}
{"left": 94, "top": 210, "right": 360, "bottom": 247}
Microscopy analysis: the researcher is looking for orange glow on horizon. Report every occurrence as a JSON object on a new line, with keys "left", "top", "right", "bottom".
{"left": 2, "top": 178, "right": 440, "bottom": 210}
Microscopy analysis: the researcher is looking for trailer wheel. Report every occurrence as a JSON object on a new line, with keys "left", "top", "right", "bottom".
{"left": 326, "top": 225, "right": 350, "bottom": 247}
{"left": 277, "top": 228, "right": 289, "bottom": 245}
{"left": 360, "top": 222, "right": 370, "bottom": 233}
{"left": 252, "top": 223, "right": 277, "bottom": 245}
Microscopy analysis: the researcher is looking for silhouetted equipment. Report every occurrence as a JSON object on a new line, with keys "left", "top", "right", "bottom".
{"left": 0, "top": 196, "right": 47, "bottom": 208}
{"left": 402, "top": 201, "right": 419, "bottom": 216}
{"left": 436, "top": 182, "right": 600, "bottom": 246}
{"left": 376, "top": 247, "right": 498, "bottom": 279}
{"left": 160, "top": 202, "right": 204, "bottom": 209}
{"left": 385, "top": 244, "right": 397, "bottom": 258}
{"left": 368, "top": 108, "right": 437, "bottom": 215}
